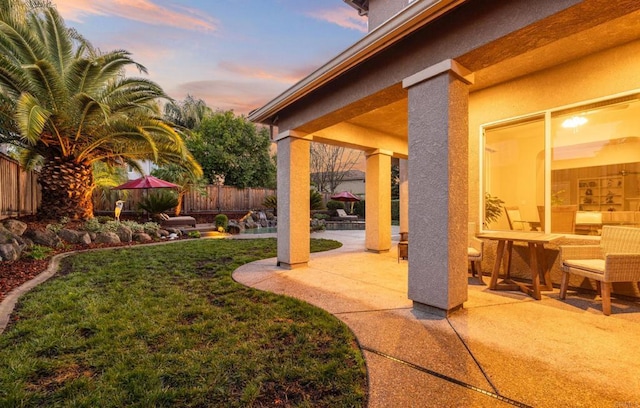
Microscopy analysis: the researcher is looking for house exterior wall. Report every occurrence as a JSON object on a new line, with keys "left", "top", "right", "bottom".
{"left": 468, "top": 38, "right": 640, "bottom": 225}
{"left": 368, "top": 0, "right": 411, "bottom": 31}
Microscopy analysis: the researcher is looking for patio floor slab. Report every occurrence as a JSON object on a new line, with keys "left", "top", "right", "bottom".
{"left": 233, "top": 228, "right": 640, "bottom": 407}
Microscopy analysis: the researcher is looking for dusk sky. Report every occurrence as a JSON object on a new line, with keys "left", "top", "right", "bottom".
{"left": 53, "top": 0, "right": 368, "bottom": 115}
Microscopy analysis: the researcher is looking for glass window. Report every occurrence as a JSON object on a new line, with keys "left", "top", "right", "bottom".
{"left": 551, "top": 95, "right": 640, "bottom": 235}
{"left": 483, "top": 116, "right": 545, "bottom": 232}
{"left": 482, "top": 93, "right": 640, "bottom": 235}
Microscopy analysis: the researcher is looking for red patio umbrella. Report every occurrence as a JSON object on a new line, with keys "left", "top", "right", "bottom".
{"left": 330, "top": 191, "right": 361, "bottom": 214}
{"left": 330, "top": 191, "right": 361, "bottom": 202}
{"left": 112, "top": 175, "right": 179, "bottom": 190}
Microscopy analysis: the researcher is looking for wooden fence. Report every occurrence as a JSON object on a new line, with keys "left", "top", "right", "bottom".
{"left": 0, "top": 153, "right": 41, "bottom": 220}
{"left": 93, "top": 185, "right": 276, "bottom": 216}
{"left": 1, "top": 152, "right": 275, "bottom": 219}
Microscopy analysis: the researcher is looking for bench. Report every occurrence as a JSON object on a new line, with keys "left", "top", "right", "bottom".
{"left": 159, "top": 213, "right": 197, "bottom": 228}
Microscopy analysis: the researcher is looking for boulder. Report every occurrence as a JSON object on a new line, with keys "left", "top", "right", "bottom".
{"left": 94, "top": 231, "right": 121, "bottom": 244}
{"left": 2, "top": 219, "right": 27, "bottom": 236}
{"left": 115, "top": 225, "right": 133, "bottom": 243}
{"left": 245, "top": 217, "right": 257, "bottom": 229}
{"left": 133, "top": 232, "right": 152, "bottom": 242}
{"left": 58, "top": 228, "right": 92, "bottom": 245}
{"left": 227, "top": 220, "right": 242, "bottom": 235}
{"left": 0, "top": 243, "right": 20, "bottom": 261}
{"left": 24, "top": 228, "right": 62, "bottom": 248}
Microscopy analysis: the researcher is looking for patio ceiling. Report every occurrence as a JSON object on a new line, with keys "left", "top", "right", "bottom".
{"left": 325, "top": 7, "right": 640, "bottom": 146}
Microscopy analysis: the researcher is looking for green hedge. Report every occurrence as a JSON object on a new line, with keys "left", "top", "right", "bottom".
{"left": 391, "top": 199, "right": 399, "bottom": 221}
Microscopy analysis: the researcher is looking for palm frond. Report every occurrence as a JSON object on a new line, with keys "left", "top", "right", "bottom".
{"left": 15, "top": 92, "right": 50, "bottom": 144}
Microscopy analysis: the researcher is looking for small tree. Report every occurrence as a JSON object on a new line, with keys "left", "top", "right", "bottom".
{"left": 152, "top": 164, "right": 206, "bottom": 216}
{"left": 310, "top": 144, "right": 362, "bottom": 193}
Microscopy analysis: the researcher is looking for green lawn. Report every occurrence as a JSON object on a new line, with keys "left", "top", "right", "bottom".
{"left": 0, "top": 238, "right": 367, "bottom": 407}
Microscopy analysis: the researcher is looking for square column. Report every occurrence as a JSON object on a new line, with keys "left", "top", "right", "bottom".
{"left": 403, "top": 59, "right": 473, "bottom": 316}
{"left": 399, "top": 159, "right": 409, "bottom": 234}
{"left": 365, "top": 149, "right": 392, "bottom": 252}
{"left": 276, "top": 132, "right": 310, "bottom": 269}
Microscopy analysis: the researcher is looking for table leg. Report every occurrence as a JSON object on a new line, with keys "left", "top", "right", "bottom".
{"left": 489, "top": 240, "right": 505, "bottom": 289}
{"left": 528, "top": 242, "right": 541, "bottom": 300}
{"left": 504, "top": 241, "right": 513, "bottom": 280}
{"left": 536, "top": 243, "right": 553, "bottom": 291}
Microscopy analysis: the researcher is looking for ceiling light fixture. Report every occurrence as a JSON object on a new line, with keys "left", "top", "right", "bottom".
{"left": 561, "top": 116, "right": 588, "bottom": 128}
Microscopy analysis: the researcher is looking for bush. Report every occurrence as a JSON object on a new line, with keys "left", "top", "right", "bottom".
{"left": 391, "top": 199, "right": 399, "bottom": 222}
{"left": 326, "top": 200, "right": 345, "bottom": 214}
{"left": 215, "top": 214, "right": 229, "bottom": 230}
{"left": 137, "top": 191, "right": 178, "bottom": 215}
{"left": 263, "top": 195, "right": 277, "bottom": 210}
{"left": 313, "top": 213, "right": 330, "bottom": 220}
{"left": 310, "top": 190, "right": 324, "bottom": 211}
{"left": 23, "top": 245, "right": 53, "bottom": 260}
{"left": 353, "top": 200, "right": 365, "bottom": 218}
{"left": 263, "top": 191, "right": 324, "bottom": 212}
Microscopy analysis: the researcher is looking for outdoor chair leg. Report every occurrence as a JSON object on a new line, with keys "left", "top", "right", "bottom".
{"left": 559, "top": 270, "right": 569, "bottom": 299}
{"left": 601, "top": 282, "right": 612, "bottom": 316}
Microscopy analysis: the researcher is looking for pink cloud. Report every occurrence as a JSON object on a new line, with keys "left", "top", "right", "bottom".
{"left": 305, "top": 7, "right": 367, "bottom": 32}
{"left": 54, "top": 0, "right": 217, "bottom": 32}
{"left": 170, "top": 80, "right": 290, "bottom": 115}
{"left": 217, "top": 61, "right": 314, "bottom": 85}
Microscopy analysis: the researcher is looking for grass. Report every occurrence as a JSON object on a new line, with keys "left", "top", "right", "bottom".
{"left": 0, "top": 238, "right": 367, "bottom": 407}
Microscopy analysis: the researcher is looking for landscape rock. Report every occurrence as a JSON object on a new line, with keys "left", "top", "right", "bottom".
{"left": 94, "top": 231, "right": 121, "bottom": 244}
{"left": 115, "top": 225, "right": 133, "bottom": 243}
{"left": 245, "top": 217, "right": 257, "bottom": 229}
{"left": 58, "top": 228, "right": 92, "bottom": 245}
{"left": 133, "top": 232, "right": 152, "bottom": 242}
{"left": 24, "top": 228, "right": 62, "bottom": 248}
{"left": 0, "top": 243, "right": 20, "bottom": 261}
{"left": 2, "top": 219, "right": 28, "bottom": 236}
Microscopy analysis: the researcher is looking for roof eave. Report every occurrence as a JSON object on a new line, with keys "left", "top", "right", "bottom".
{"left": 248, "top": 0, "right": 468, "bottom": 125}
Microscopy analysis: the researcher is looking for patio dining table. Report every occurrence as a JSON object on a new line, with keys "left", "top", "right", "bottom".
{"left": 478, "top": 231, "right": 563, "bottom": 300}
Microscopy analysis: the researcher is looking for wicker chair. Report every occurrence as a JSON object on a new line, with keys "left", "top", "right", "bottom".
{"left": 468, "top": 222, "right": 484, "bottom": 284}
{"left": 559, "top": 225, "right": 640, "bottom": 315}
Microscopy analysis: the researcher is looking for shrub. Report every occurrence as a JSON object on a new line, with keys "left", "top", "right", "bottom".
{"left": 310, "top": 190, "right": 324, "bottom": 211}
{"left": 264, "top": 191, "right": 324, "bottom": 212}
{"left": 353, "top": 200, "right": 365, "bottom": 218}
{"left": 96, "top": 215, "right": 113, "bottom": 223}
{"left": 137, "top": 191, "right": 178, "bottom": 215}
{"left": 188, "top": 231, "right": 201, "bottom": 238}
{"left": 391, "top": 199, "right": 400, "bottom": 222}
{"left": 23, "top": 245, "right": 53, "bottom": 260}
{"left": 263, "top": 195, "right": 277, "bottom": 210}
{"left": 313, "top": 213, "right": 330, "bottom": 220}
{"left": 215, "top": 214, "right": 229, "bottom": 230}
{"left": 326, "top": 200, "right": 345, "bottom": 214}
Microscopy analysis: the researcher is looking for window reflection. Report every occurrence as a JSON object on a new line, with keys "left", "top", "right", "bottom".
{"left": 482, "top": 95, "right": 640, "bottom": 235}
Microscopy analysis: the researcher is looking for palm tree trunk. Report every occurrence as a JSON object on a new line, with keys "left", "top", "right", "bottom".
{"left": 38, "top": 157, "right": 94, "bottom": 220}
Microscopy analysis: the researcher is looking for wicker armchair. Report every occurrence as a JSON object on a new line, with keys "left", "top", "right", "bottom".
{"left": 559, "top": 225, "right": 640, "bottom": 315}
{"left": 468, "top": 222, "right": 484, "bottom": 284}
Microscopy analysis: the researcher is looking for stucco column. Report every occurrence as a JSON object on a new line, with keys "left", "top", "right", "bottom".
{"left": 403, "top": 59, "right": 473, "bottom": 316}
{"left": 399, "top": 159, "right": 409, "bottom": 234}
{"left": 276, "top": 131, "right": 310, "bottom": 269}
{"left": 365, "top": 149, "right": 392, "bottom": 252}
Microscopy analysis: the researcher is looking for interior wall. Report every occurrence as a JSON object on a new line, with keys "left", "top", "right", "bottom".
{"left": 468, "top": 39, "right": 640, "bottom": 227}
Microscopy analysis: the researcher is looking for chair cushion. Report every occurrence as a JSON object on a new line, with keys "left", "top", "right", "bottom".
{"left": 563, "top": 259, "right": 605, "bottom": 274}
{"left": 468, "top": 247, "right": 480, "bottom": 257}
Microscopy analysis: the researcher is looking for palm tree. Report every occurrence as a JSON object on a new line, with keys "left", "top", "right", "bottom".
{"left": 163, "top": 95, "right": 213, "bottom": 131}
{"left": 152, "top": 164, "right": 206, "bottom": 216}
{"left": 0, "top": 0, "right": 202, "bottom": 220}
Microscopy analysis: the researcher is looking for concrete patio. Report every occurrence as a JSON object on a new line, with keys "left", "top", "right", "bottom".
{"left": 233, "top": 228, "right": 640, "bottom": 407}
